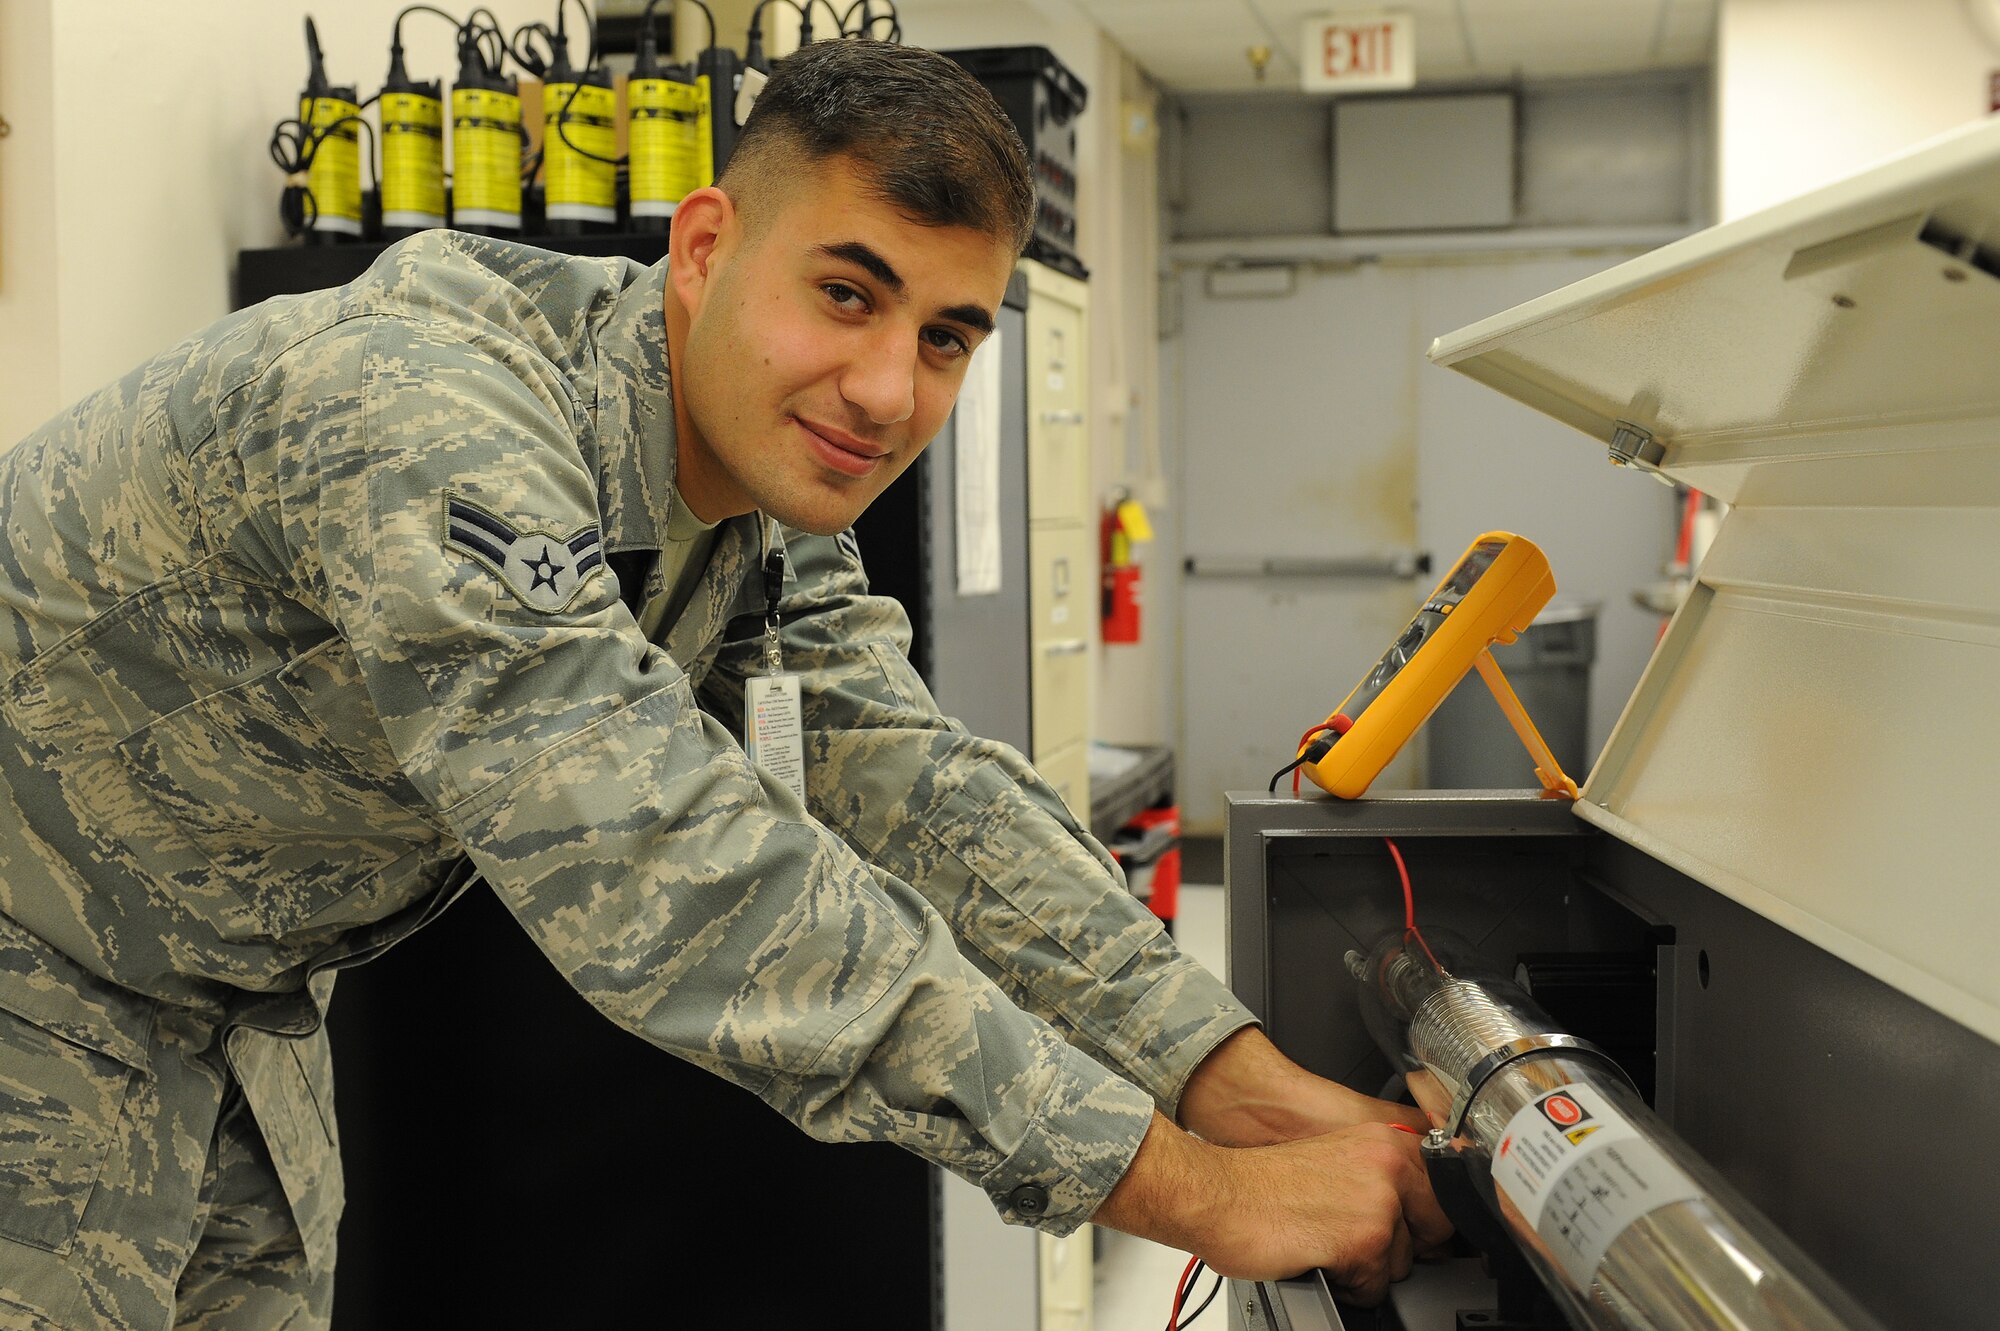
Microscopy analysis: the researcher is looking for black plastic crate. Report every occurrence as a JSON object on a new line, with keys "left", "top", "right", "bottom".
{"left": 942, "top": 45, "right": 1088, "bottom": 280}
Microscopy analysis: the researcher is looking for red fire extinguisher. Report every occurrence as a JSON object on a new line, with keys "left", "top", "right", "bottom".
{"left": 1101, "top": 491, "right": 1152, "bottom": 645}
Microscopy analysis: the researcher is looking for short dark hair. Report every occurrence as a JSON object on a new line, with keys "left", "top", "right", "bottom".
{"left": 722, "top": 41, "right": 1037, "bottom": 254}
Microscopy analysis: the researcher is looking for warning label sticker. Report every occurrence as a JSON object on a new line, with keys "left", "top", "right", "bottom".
{"left": 1490, "top": 1083, "right": 1703, "bottom": 1284}
{"left": 1540, "top": 1093, "right": 1587, "bottom": 1128}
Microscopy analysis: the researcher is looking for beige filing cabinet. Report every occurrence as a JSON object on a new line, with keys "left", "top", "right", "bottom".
{"left": 942, "top": 261, "right": 1100, "bottom": 1331}
{"left": 1023, "top": 259, "right": 1094, "bottom": 817}
{"left": 945, "top": 259, "right": 1101, "bottom": 1331}
{"left": 1025, "top": 259, "right": 1097, "bottom": 1330}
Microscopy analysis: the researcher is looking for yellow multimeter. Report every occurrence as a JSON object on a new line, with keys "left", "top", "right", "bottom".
{"left": 1297, "top": 532, "right": 1581, "bottom": 801}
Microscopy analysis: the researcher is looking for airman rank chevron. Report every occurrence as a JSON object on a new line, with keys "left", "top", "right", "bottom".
{"left": 444, "top": 492, "right": 606, "bottom": 612}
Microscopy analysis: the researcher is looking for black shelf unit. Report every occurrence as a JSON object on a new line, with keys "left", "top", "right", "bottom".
{"left": 852, "top": 269, "right": 1034, "bottom": 755}
{"left": 236, "top": 233, "right": 670, "bottom": 309}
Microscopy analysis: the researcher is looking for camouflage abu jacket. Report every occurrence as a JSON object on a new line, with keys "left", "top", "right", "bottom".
{"left": 0, "top": 231, "right": 1256, "bottom": 1267}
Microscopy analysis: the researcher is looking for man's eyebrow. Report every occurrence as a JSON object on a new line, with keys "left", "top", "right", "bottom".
{"left": 818, "top": 241, "right": 904, "bottom": 294}
{"left": 816, "top": 240, "right": 996, "bottom": 336}
{"left": 938, "top": 303, "right": 996, "bottom": 336}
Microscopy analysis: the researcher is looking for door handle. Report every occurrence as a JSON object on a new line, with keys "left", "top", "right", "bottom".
{"left": 1183, "top": 552, "right": 1431, "bottom": 580}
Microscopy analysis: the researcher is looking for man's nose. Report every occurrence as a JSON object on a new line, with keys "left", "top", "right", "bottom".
{"left": 839, "top": 332, "right": 918, "bottom": 427}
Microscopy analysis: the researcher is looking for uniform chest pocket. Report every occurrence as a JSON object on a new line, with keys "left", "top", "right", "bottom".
{"left": 115, "top": 638, "right": 443, "bottom": 934}
{"left": 0, "top": 1003, "right": 144, "bottom": 1256}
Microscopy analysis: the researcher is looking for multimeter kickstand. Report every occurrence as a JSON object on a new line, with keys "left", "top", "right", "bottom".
{"left": 1297, "top": 532, "right": 1572, "bottom": 800}
{"left": 1472, "top": 649, "right": 1581, "bottom": 800}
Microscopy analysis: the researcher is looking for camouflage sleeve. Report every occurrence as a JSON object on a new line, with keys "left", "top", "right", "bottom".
{"left": 697, "top": 528, "right": 1259, "bottom": 1122}
{"left": 237, "top": 316, "right": 1154, "bottom": 1233}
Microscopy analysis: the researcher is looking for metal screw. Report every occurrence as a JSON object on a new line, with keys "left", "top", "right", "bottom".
{"left": 1425, "top": 1127, "right": 1451, "bottom": 1150}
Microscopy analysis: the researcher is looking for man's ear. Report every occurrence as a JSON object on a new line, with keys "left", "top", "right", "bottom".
{"left": 668, "top": 186, "right": 736, "bottom": 316}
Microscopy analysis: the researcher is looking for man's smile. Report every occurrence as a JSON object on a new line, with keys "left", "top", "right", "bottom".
{"left": 794, "top": 414, "right": 890, "bottom": 477}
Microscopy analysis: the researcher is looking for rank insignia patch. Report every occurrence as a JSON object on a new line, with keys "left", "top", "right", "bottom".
{"left": 444, "top": 493, "right": 605, "bottom": 612}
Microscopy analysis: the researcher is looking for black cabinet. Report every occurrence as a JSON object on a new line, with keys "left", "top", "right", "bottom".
{"left": 854, "top": 270, "right": 1033, "bottom": 754}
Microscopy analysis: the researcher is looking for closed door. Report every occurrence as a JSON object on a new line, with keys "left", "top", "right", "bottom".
{"left": 1173, "top": 262, "right": 1428, "bottom": 832}
{"left": 1170, "top": 250, "right": 1674, "bottom": 832}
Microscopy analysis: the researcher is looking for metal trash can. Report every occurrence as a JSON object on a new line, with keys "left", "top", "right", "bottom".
{"left": 1424, "top": 601, "right": 1598, "bottom": 788}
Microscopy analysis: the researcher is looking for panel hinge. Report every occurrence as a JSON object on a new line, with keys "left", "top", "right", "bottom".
{"left": 1608, "top": 420, "right": 1668, "bottom": 476}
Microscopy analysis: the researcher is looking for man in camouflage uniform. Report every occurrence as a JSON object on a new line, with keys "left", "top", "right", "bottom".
{"left": 0, "top": 42, "right": 1446, "bottom": 1329}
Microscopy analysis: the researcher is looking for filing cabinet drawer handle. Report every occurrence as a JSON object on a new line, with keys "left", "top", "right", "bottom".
{"left": 1044, "top": 639, "right": 1090, "bottom": 657}
{"left": 1039, "top": 410, "right": 1085, "bottom": 426}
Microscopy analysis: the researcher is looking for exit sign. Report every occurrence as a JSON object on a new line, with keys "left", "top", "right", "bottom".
{"left": 1302, "top": 11, "right": 1415, "bottom": 93}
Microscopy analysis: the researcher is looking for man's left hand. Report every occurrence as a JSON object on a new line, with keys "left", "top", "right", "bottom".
{"left": 1177, "top": 1027, "right": 1428, "bottom": 1148}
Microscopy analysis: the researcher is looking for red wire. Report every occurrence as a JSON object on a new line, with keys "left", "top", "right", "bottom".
{"left": 1166, "top": 1252, "right": 1202, "bottom": 1330}
{"left": 1289, "top": 715, "right": 1353, "bottom": 797}
{"left": 1384, "top": 836, "right": 1442, "bottom": 969}
{"left": 1385, "top": 836, "right": 1415, "bottom": 931}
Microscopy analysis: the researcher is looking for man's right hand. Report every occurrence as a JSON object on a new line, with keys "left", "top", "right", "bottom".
{"left": 1092, "top": 1112, "right": 1454, "bottom": 1306}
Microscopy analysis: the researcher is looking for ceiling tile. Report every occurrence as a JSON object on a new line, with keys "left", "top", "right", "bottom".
{"left": 911, "top": 0, "right": 1713, "bottom": 92}
{"left": 1658, "top": 0, "right": 1719, "bottom": 49}
{"left": 1468, "top": 2, "right": 1652, "bottom": 64}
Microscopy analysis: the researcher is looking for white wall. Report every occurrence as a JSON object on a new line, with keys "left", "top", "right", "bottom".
{"left": 1718, "top": 0, "right": 1997, "bottom": 219}
{"left": 1092, "top": 51, "right": 1169, "bottom": 747}
{"left": 0, "top": 0, "right": 559, "bottom": 447}
{"left": 0, "top": 0, "right": 60, "bottom": 445}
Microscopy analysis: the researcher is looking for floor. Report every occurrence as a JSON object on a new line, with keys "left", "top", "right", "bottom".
{"left": 1089, "top": 881, "right": 1231, "bottom": 1331}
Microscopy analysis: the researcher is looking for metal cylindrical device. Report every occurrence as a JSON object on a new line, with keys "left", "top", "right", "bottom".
{"left": 627, "top": 9, "right": 704, "bottom": 234}
{"left": 380, "top": 55, "right": 446, "bottom": 238}
{"left": 295, "top": 18, "right": 363, "bottom": 244}
{"left": 626, "top": 67, "right": 704, "bottom": 229}
{"left": 449, "top": 41, "right": 523, "bottom": 236}
{"left": 300, "top": 86, "right": 364, "bottom": 243}
{"left": 542, "top": 39, "right": 618, "bottom": 236}
{"left": 1349, "top": 930, "right": 1884, "bottom": 1331}
{"left": 696, "top": 41, "right": 740, "bottom": 180}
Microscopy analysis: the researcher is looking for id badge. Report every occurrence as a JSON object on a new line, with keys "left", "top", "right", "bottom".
{"left": 744, "top": 673, "right": 807, "bottom": 804}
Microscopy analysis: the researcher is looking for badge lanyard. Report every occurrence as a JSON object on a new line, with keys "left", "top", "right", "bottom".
{"left": 742, "top": 521, "right": 807, "bottom": 804}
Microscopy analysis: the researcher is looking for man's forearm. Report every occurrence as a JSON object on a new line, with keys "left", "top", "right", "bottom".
{"left": 1089, "top": 1104, "right": 1456, "bottom": 1292}
{"left": 1178, "top": 1027, "right": 1428, "bottom": 1147}
{"left": 1092, "top": 1111, "right": 1222, "bottom": 1254}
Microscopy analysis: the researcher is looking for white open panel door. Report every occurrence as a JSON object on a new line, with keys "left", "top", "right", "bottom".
{"left": 1431, "top": 117, "right": 2000, "bottom": 1046}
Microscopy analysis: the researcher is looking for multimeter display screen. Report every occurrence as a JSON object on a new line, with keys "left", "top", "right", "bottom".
{"left": 1341, "top": 539, "right": 1507, "bottom": 722}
